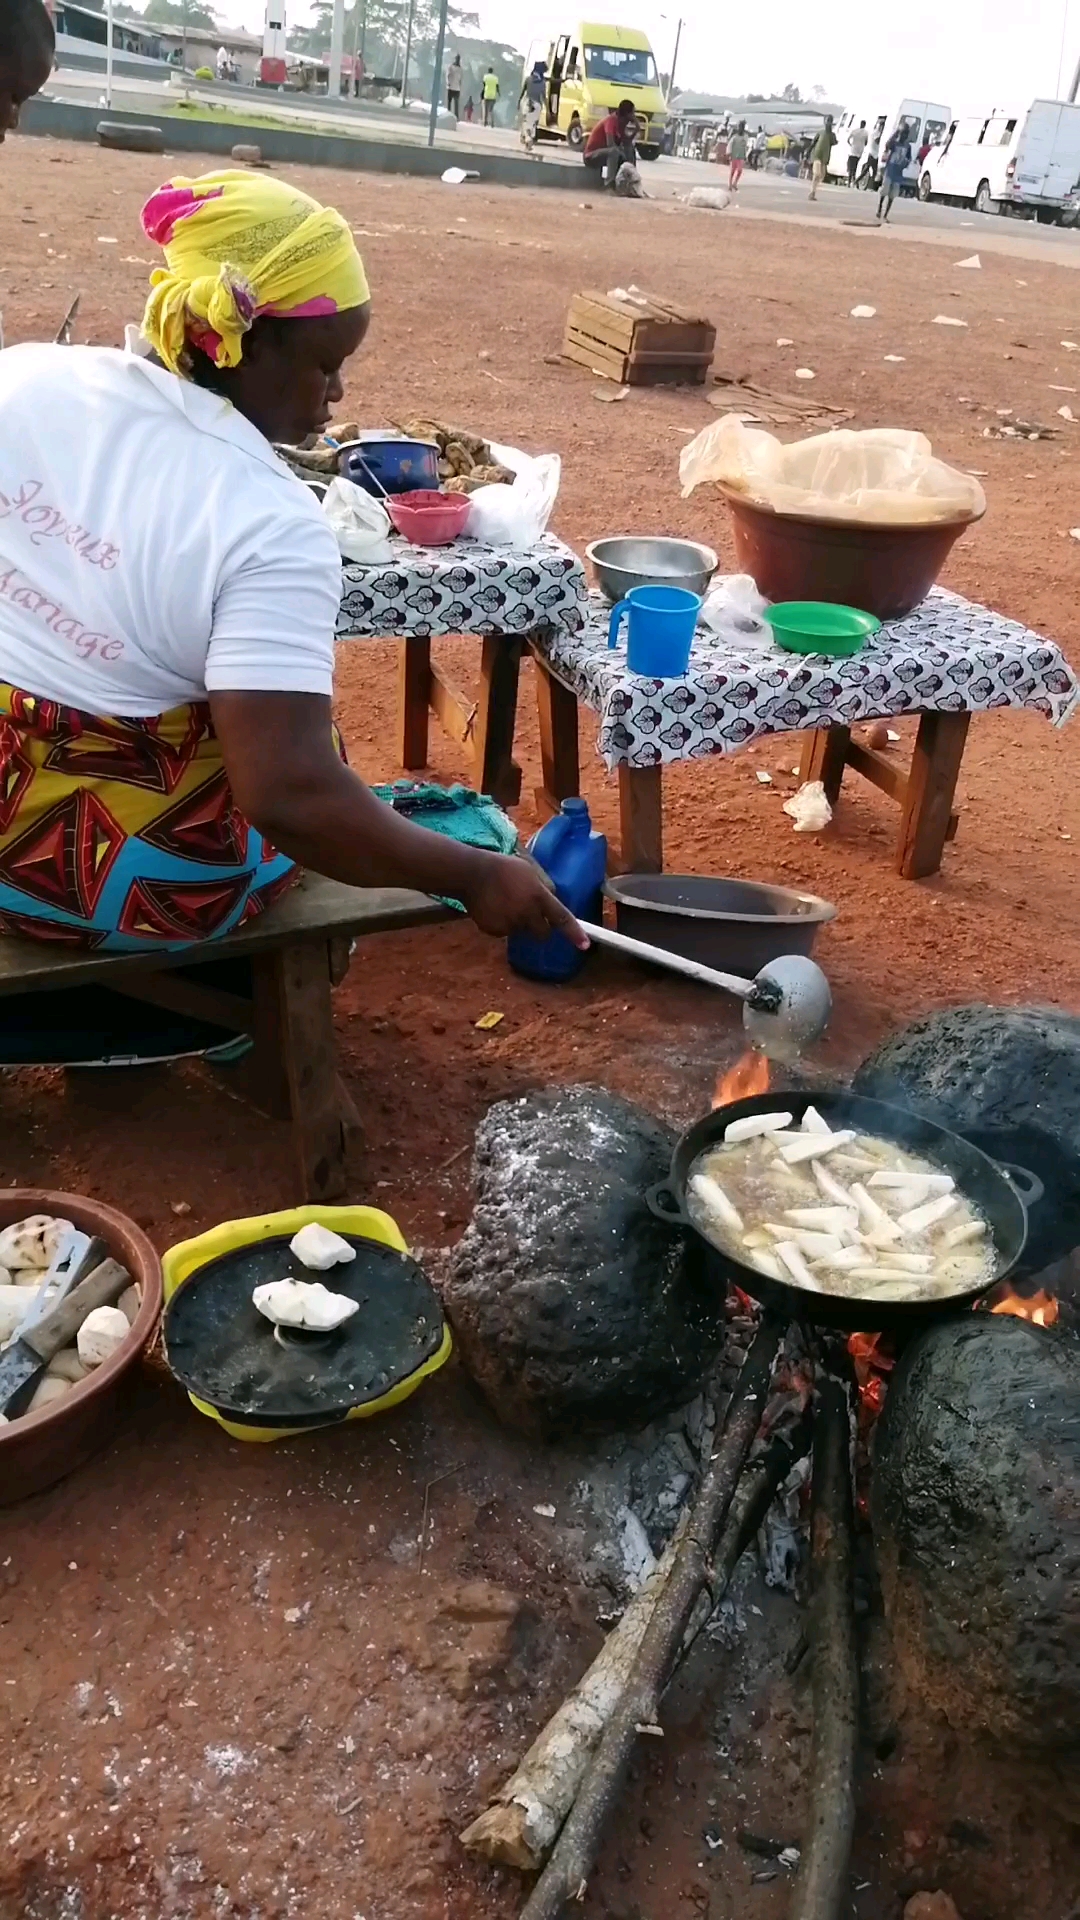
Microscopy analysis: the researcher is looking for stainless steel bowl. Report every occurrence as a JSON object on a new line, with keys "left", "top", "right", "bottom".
{"left": 586, "top": 536, "right": 720, "bottom": 604}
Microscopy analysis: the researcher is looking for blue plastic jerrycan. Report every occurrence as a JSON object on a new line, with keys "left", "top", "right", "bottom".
{"left": 507, "top": 798, "right": 607, "bottom": 982}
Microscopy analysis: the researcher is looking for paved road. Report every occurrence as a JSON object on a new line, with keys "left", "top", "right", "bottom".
{"left": 45, "top": 64, "right": 1080, "bottom": 263}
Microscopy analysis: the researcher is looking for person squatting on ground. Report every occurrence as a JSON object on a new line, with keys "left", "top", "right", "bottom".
{"left": 583, "top": 98, "right": 639, "bottom": 190}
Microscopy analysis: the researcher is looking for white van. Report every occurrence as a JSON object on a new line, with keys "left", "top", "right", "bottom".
{"left": 919, "top": 100, "right": 1080, "bottom": 221}
{"left": 834, "top": 98, "right": 949, "bottom": 188}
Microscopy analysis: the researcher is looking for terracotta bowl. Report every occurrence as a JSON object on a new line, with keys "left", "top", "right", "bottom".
{"left": 0, "top": 1190, "right": 162, "bottom": 1505}
{"left": 720, "top": 487, "right": 985, "bottom": 622}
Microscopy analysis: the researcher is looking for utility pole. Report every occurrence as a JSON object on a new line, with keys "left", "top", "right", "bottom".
{"left": 1070, "top": 50, "right": 1080, "bottom": 101}
{"left": 328, "top": 0, "right": 345, "bottom": 98}
{"left": 427, "top": 0, "right": 449, "bottom": 147}
{"left": 668, "top": 15, "right": 683, "bottom": 100}
{"left": 400, "top": 0, "right": 416, "bottom": 107}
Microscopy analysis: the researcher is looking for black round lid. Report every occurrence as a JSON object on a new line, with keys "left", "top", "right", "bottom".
{"left": 163, "top": 1235, "right": 446, "bottom": 1427}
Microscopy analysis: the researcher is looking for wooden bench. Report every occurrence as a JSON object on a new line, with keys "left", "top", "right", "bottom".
{"left": 0, "top": 876, "right": 448, "bottom": 1203}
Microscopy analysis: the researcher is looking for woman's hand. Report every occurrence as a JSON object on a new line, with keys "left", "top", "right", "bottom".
{"left": 458, "top": 852, "right": 589, "bottom": 945}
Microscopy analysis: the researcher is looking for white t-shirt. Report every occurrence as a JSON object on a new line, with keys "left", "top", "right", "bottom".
{"left": 0, "top": 339, "right": 342, "bottom": 717}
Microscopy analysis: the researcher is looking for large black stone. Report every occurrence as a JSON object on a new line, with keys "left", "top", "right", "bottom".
{"left": 854, "top": 1003, "right": 1080, "bottom": 1274}
{"left": 871, "top": 1314, "right": 1080, "bottom": 1778}
{"left": 442, "top": 1085, "right": 727, "bottom": 1437}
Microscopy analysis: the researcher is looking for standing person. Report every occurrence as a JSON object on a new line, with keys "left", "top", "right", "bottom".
{"left": 750, "top": 125, "right": 767, "bottom": 170}
{"left": 547, "top": 47, "right": 563, "bottom": 125}
{"left": 808, "top": 115, "right": 836, "bottom": 199}
{"left": 0, "top": 0, "right": 54, "bottom": 141}
{"left": 582, "top": 98, "right": 637, "bottom": 189}
{"left": 463, "top": 94, "right": 474, "bottom": 121}
{"left": 445, "top": 53, "right": 462, "bottom": 118}
{"left": 727, "top": 119, "right": 747, "bottom": 191}
{"left": 859, "top": 120, "right": 882, "bottom": 186}
{"left": 518, "top": 59, "right": 546, "bottom": 149}
{"left": 0, "top": 170, "right": 581, "bottom": 956}
{"left": 877, "top": 123, "right": 912, "bottom": 221}
{"left": 216, "top": 43, "right": 230, "bottom": 81}
{"left": 846, "top": 118, "right": 868, "bottom": 186}
{"left": 481, "top": 64, "right": 499, "bottom": 126}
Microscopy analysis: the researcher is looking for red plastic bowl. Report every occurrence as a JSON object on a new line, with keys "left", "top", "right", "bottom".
{"left": 389, "top": 490, "right": 472, "bottom": 546}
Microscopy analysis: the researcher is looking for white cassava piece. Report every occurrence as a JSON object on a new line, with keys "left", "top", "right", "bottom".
{"left": 27, "top": 1375, "right": 72, "bottom": 1412}
{"left": 252, "top": 1278, "right": 359, "bottom": 1331}
{"left": 0, "top": 1215, "right": 73, "bottom": 1273}
{"left": 77, "top": 1305, "right": 131, "bottom": 1369}
{"left": 289, "top": 1223, "right": 357, "bottom": 1271}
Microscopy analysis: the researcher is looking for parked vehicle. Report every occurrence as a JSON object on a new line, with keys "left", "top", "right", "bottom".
{"left": 918, "top": 99, "right": 1080, "bottom": 222}
{"left": 834, "top": 98, "right": 949, "bottom": 190}
{"left": 521, "top": 22, "right": 668, "bottom": 159}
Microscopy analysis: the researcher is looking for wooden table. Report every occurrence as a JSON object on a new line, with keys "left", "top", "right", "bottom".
{"left": 527, "top": 587, "right": 1080, "bottom": 877}
{"left": 336, "top": 532, "right": 587, "bottom": 808}
{"left": 0, "top": 876, "right": 448, "bottom": 1203}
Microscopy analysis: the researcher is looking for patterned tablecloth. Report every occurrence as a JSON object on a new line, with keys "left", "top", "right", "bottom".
{"left": 532, "top": 587, "right": 1080, "bottom": 770}
{"left": 336, "top": 533, "right": 587, "bottom": 640}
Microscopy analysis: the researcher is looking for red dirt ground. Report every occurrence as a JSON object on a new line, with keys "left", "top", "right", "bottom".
{"left": 2, "top": 139, "right": 1079, "bottom": 1920}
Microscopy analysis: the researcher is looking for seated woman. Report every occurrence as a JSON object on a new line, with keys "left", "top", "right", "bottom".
{"left": 0, "top": 169, "right": 581, "bottom": 955}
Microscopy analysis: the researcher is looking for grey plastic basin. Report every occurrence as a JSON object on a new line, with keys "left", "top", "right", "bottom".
{"left": 604, "top": 873, "right": 836, "bottom": 976}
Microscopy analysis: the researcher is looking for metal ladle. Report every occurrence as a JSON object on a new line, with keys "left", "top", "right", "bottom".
{"left": 577, "top": 921, "right": 833, "bottom": 1062}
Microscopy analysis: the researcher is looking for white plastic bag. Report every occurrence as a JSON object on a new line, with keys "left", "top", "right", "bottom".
{"left": 699, "top": 572, "right": 769, "bottom": 639}
{"left": 783, "top": 781, "right": 833, "bottom": 833}
{"left": 679, "top": 417, "right": 986, "bottom": 527}
{"left": 322, "top": 477, "right": 393, "bottom": 563}
{"left": 465, "top": 443, "right": 561, "bottom": 545}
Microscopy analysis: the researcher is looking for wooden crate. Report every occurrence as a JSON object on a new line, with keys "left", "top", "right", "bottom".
{"left": 562, "top": 290, "right": 716, "bottom": 386}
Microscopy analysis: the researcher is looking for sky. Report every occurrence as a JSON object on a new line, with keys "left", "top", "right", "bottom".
{"left": 224, "top": 0, "right": 1080, "bottom": 113}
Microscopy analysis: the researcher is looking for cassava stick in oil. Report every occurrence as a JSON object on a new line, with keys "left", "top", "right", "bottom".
{"left": 518, "top": 1315, "right": 785, "bottom": 1920}
{"left": 462, "top": 1397, "right": 810, "bottom": 1873}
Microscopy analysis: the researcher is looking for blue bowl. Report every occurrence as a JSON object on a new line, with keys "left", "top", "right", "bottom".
{"left": 341, "top": 433, "right": 441, "bottom": 496}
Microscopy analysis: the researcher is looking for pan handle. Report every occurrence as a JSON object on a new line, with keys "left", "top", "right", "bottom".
{"left": 995, "top": 1160, "right": 1044, "bottom": 1209}
{"left": 646, "top": 1182, "right": 690, "bottom": 1227}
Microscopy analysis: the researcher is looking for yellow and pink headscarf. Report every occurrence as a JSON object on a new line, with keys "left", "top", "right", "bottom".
{"left": 140, "top": 169, "right": 369, "bottom": 374}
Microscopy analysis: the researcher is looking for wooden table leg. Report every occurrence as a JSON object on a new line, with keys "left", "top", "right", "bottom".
{"left": 897, "top": 711, "right": 970, "bottom": 880}
{"left": 251, "top": 941, "right": 348, "bottom": 1200}
{"left": 474, "top": 634, "right": 523, "bottom": 807}
{"left": 534, "top": 654, "right": 580, "bottom": 818}
{"left": 618, "top": 764, "right": 664, "bottom": 873}
{"left": 798, "top": 724, "right": 852, "bottom": 805}
{"left": 398, "top": 635, "right": 432, "bottom": 772}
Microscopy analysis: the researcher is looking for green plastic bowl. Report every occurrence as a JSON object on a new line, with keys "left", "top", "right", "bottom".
{"left": 766, "top": 601, "right": 881, "bottom": 657}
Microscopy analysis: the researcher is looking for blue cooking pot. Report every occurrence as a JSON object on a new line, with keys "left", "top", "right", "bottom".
{"left": 340, "top": 432, "right": 441, "bottom": 496}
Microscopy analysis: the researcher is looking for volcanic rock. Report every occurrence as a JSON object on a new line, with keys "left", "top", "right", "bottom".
{"left": 855, "top": 1003, "right": 1080, "bottom": 1274}
{"left": 443, "top": 1085, "right": 727, "bottom": 1436}
{"left": 872, "top": 1314, "right": 1080, "bottom": 1782}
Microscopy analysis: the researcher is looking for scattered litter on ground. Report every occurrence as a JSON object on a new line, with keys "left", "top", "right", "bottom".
{"left": 1058, "top": 405, "right": 1075, "bottom": 422}
{"left": 776, "top": 336, "right": 794, "bottom": 346}
{"left": 794, "top": 367, "right": 816, "bottom": 380}
{"left": 708, "top": 375, "right": 850, "bottom": 426}
{"left": 1050, "top": 384, "right": 1078, "bottom": 393}
{"left": 441, "top": 167, "right": 479, "bottom": 185}
{"left": 1070, "top": 527, "right": 1080, "bottom": 540}
{"left": 686, "top": 186, "right": 732, "bottom": 212}
{"left": 783, "top": 781, "right": 832, "bottom": 832}
{"left": 932, "top": 315, "right": 968, "bottom": 327}
{"left": 955, "top": 254, "right": 981, "bottom": 268}
{"left": 475, "top": 1010, "right": 505, "bottom": 1030}
{"left": 850, "top": 305, "right": 876, "bottom": 319}
{"left": 755, "top": 769, "right": 774, "bottom": 785}
{"left": 883, "top": 353, "right": 905, "bottom": 362}
{"left": 1063, "top": 340, "right": 1080, "bottom": 351}
{"left": 533, "top": 1503, "right": 557, "bottom": 1518}
{"left": 96, "top": 235, "right": 118, "bottom": 244}
{"left": 593, "top": 386, "right": 629, "bottom": 403}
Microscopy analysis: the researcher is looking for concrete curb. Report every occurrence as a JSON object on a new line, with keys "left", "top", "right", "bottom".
{"left": 21, "top": 96, "right": 593, "bottom": 192}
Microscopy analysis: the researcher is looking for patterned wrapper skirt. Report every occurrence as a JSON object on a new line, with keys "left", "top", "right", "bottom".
{"left": 0, "top": 685, "right": 296, "bottom": 952}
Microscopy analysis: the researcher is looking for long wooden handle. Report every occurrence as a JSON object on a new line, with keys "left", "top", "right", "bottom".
{"left": 577, "top": 919, "right": 754, "bottom": 999}
{"left": 23, "top": 1259, "right": 130, "bottom": 1364}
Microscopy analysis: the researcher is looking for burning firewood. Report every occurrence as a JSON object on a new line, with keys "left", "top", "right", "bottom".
{"left": 460, "top": 1391, "right": 811, "bottom": 1873}
{"left": 512, "top": 1316, "right": 785, "bottom": 1920}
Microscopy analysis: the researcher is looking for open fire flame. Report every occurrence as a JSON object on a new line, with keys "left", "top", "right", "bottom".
{"left": 989, "top": 1286, "right": 1059, "bottom": 1326}
{"left": 713, "top": 1049, "right": 770, "bottom": 1108}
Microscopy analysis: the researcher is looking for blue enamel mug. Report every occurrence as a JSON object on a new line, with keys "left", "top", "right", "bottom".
{"left": 607, "top": 585, "right": 702, "bottom": 677}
